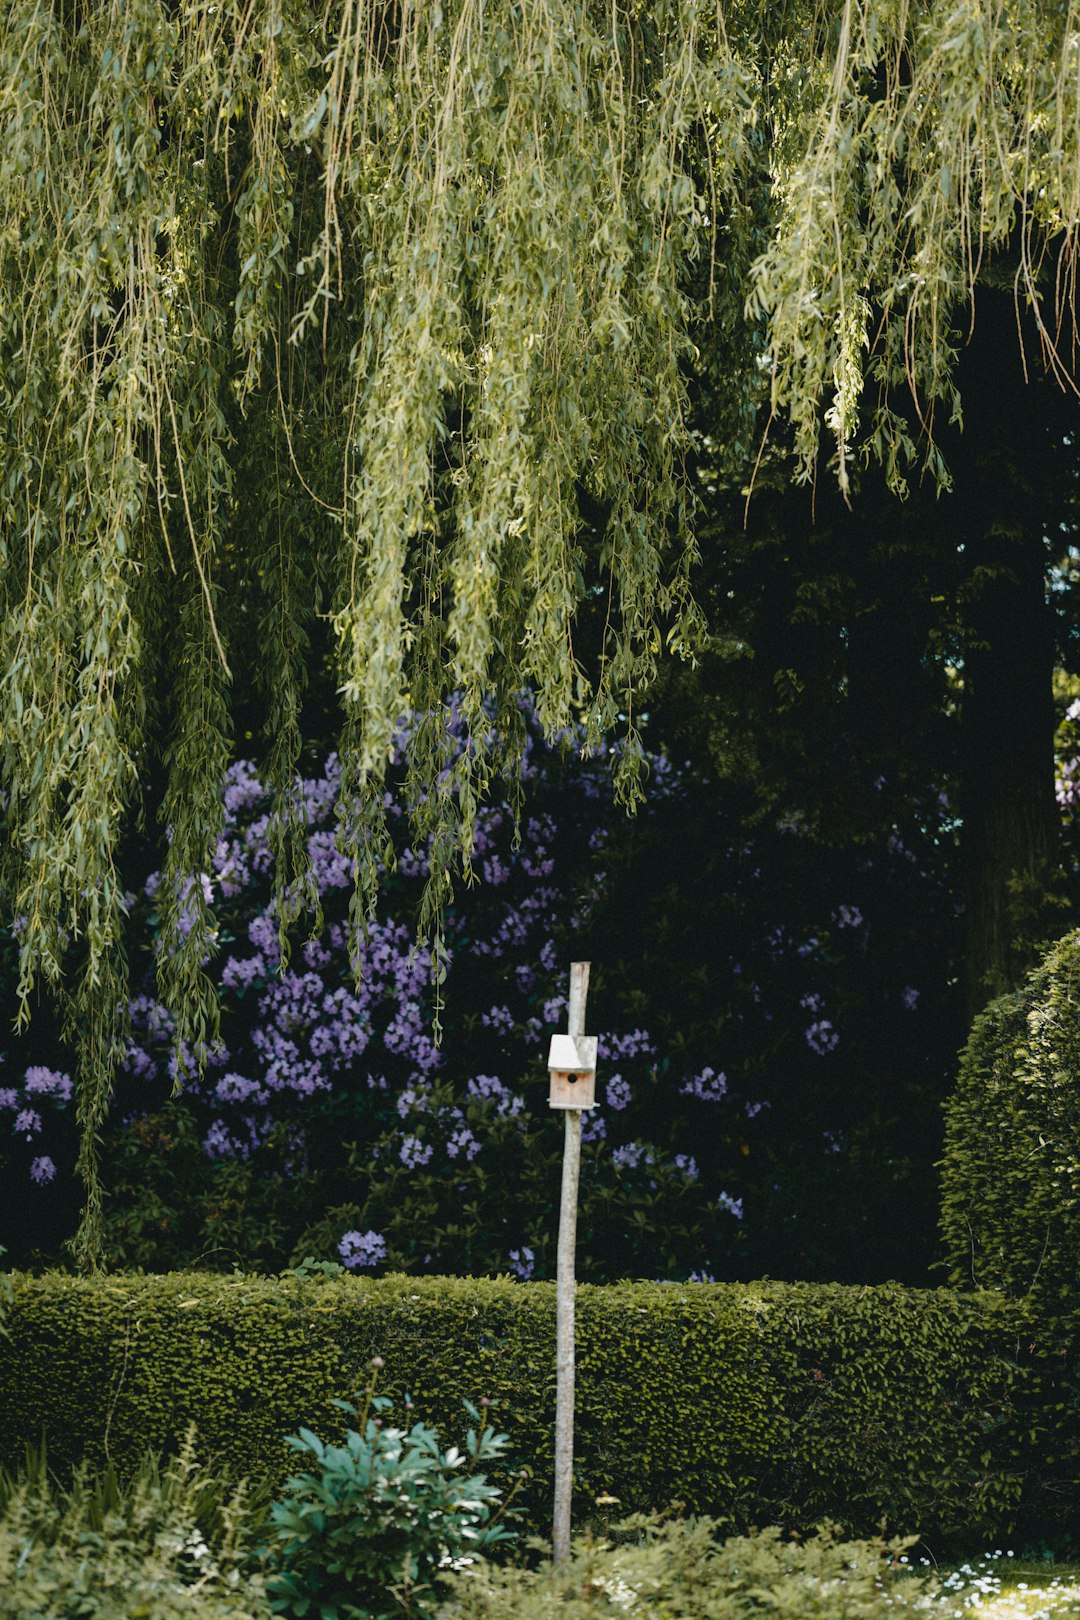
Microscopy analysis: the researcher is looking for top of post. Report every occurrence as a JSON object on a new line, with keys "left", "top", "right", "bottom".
{"left": 567, "top": 961, "right": 590, "bottom": 1038}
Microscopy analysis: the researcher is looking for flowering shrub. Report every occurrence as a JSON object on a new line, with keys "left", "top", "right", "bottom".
{"left": 0, "top": 715, "right": 754, "bottom": 1279}
{"left": 0, "top": 702, "right": 958, "bottom": 1282}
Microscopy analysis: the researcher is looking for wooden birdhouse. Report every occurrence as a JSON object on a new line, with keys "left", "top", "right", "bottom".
{"left": 547, "top": 1032, "right": 598, "bottom": 1109}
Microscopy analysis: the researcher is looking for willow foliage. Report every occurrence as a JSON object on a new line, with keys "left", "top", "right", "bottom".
{"left": 0, "top": 0, "right": 1077, "bottom": 1264}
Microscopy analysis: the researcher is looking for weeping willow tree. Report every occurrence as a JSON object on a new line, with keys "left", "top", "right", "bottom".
{"left": 0, "top": 0, "right": 1078, "bottom": 1265}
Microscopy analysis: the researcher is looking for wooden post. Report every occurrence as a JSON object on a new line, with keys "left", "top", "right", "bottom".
{"left": 553, "top": 959, "right": 589, "bottom": 1564}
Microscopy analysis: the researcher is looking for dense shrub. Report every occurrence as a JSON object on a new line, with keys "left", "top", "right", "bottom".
{"left": 0, "top": 698, "right": 959, "bottom": 1284}
{"left": 940, "top": 929, "right": 1080, "bottom": 1304}
{"left": 0, "top": 1271, "right": 1060, "bottom": 1548}
{"left": 0, "top": 1434, "right": 268, "bottom": 1619}
{"left": 0, "top": 727, "right": 751, "bottom": 1282}
{"left": 442, "top": 1518, "right": 933, "bottom": 1620}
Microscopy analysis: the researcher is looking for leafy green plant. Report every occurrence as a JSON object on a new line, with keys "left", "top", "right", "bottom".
{"left": 289, "top": 1257, "right": 347, "bottom": 1282}
{"left": 0, "top": 1431, "right": 269, "bottom": 1619}
{"left": 442, "top": 1515, "right": 931, "bottom": 1619}
{"left": 263, "top": 1366, "right": 519, "bottom": 1620}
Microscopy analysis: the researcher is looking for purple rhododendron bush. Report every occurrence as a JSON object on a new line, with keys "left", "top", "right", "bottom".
{"left": 0, "top": 714, "right": 743, "bottom": 1278}
{"left": 0, "top": 706, "right": 955, "bottom": 1281}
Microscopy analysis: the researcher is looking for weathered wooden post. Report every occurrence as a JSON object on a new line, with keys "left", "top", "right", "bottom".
{"left": 547, "top": 960, "right": 597, "bottom": 1564}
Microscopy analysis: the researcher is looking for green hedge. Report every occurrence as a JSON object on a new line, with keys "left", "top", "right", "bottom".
{"left": 1, "top": 1271, "right": 1069, "bottom": 1547}
{"left": 940, "top": 929, "right": 1080, "bottom": 1305}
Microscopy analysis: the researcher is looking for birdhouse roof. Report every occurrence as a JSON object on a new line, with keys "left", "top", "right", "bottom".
{"left": 547, "top": 1033, "right": 598, "bottom": 1072}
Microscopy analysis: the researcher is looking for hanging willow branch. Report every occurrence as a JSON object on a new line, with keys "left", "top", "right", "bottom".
{"left": 0, "top": 0, "right": 1077, "bottom": 1266}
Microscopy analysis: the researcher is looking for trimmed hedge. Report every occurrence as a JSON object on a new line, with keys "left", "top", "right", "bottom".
{"left": 940, "top": 928, "right": 1080, "bottom": 1304}
{"left": 0, "top": 1271, "right": 1068, "bottom": 1546}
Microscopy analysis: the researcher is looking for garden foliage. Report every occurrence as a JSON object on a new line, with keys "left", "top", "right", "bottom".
{"left": 940, "top": 928, "right": 1080, "bottom": 1304}
{"left": 0, "top": 1271, "right": 1060, "bottom": 1547}
{"left": 0, "top": 710, "right": 955, "bottom": 1284}
{"left": 442, "top": 1518, "right": 931, "bottom": 1620}
{"left": 3, "top": 1455, "right": 1052, "bottom": 1620}
{"left": 0, "top": 727, "right": 750, "bottom": 1281}
{"left": 0, "top": 1433, "right": 266, "bottom": 1620}
{"left": 2, "top": 0, "right": 1077, "bottom": 1269}
{"left": 264, "top": 1381, "right": 516, "bottom": 1620}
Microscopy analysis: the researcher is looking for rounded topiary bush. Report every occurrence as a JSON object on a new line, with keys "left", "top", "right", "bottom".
{"left": 941, "top": 929, "right": 1080, "bottom": 1302}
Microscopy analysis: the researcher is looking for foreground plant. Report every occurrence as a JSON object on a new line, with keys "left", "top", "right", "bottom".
{"left": 263, "top": 1368, "right": 518, "bottom": 1620}
{"left": 0, "top": 1433, "right": 268, "bottom": 1619}
{"left": 442, "top": 1516, "right": 934, "bottom": 1619}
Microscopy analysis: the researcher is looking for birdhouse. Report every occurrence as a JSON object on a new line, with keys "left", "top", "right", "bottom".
{"left": 547, "top": 1033, "right": 598, "bottom": 1109}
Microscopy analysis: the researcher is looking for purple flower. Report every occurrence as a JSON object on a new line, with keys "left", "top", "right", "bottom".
{"left": 467, "top": 1074, "right": 505, "bottom": 1103}
{"left": 399, "top": 1134, "right": 433, "bottom": 1170}
{"left": 123, "top": 1044, "right": 158, "bottom": 1081}
{"left": 215, "top": 1073, "right": 265, "bottom": 1105}
{"left": 606, "top": 1073, "right": 631, "bottom": 1111}
{"left": 23, "top": 1066, "right": 73, "bottom": 1100}
{"left": 398, "top": 845, "right": 426, "bottom": 879}
{"left": 599, "top": 1028, "right": 655, "bottom": 1060}
{"left": 680, "top": 1066, "right": 727, "bottom": 1102}
{"left": 612, "top": 1141, "right": 653, "bottom": 1172}
{"left": 397, "top": 1082, "right": 432, "bottom": 1119}
{"left": 447, "top": 1126, "right": 480, "bottom": 1161}
{"left": 508, "top": 1247, "right": 534, "bottom": 1281}
{"left": 130, "top": 996, "right": 175, "bottom": 1038}
{"left": 0, "top": 1088, "right": 19, "bottom": 1110}
{"left": 311, "top": 987, "right": 371, "bottom": 1068}
{"left": 223, "top": 759, "right": 266, "bottom": 818}
{"left": 901, "top": 986, "right": 920, "bottom": 1010}
{"left": 482, "top": 854, "right": 510, "bottom": 885}
{"left": 582, "top": 1112, "right": 607, "bottom": 1143}
{"left": 805, "top": 1020, "right": 839, "bottom": 1055}
{"left": 338, "top": 1229, "right": 387, "bottom": 1270}
{"left": 481, "top": 1004, "right": 514, "bottom": 1034}
{"left": 308, "top": 829, "right": 350, "bottom": 892}
{"left": 212, "top": 836, "right": 251, "bottom": 897}
{"left": 221, "top": 954, "right": 264, "bottom": 990}
{"left": 29, "top": 1155, "right": 56, "bottom": 1185}
{"left": 834, "top": 904, "right": 863, "bottom": 929}
{"left": 259, "top": 970, "right": 326, "bottom": 1034}
{"left": 303, "top": 937, "right": 332, "bottom": 970}
{"left": 203, "top": 1120, "right": 243, "bottom": 1160}
{"left": 466, "top": 1074, "right": 524, "bottom": 1121}
{"left": 717, "top": 1192, "right": 743, "bottom": 1219}
{"left": 13, "top": 1108, "right": 42, "bottom": 1138}
{"left": 248, "top": 911, "right": 280, "bottom": 956}
{"left": 674, "top": 1154, "right": 699, "bottom": 1182}
{"left": 887, "top": 828, "right": 917, "bottom": 864}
